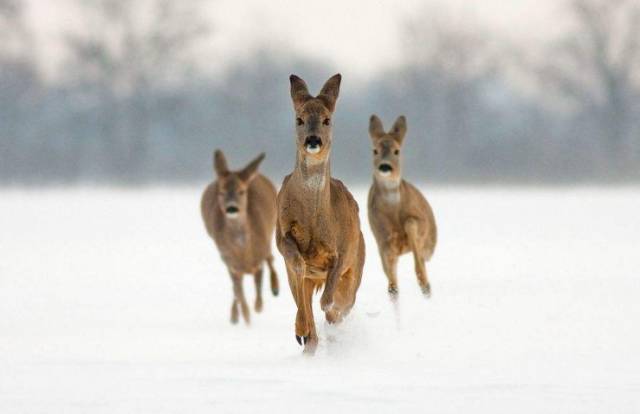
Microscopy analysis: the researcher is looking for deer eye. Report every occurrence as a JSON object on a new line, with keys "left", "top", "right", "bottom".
{"left": 296, "top": 117, "right": 304, "bottom": 126}
{"left": 373, "top": 149, "right": 379, "bottom": 155}
{"left": 323, "top": 118, "right": 331, "bottom": 126}
{"left": 394, "top": 149, "right": 400, "bottom": 155}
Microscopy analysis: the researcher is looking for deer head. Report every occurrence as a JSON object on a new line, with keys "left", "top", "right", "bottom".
{"left": 289, "top": 74, "right": 342, "bottom": 163}
{"left": 369, "top": 115, "right": 407, "bottom": 182}
{"left": 213, "top": 149, "right": 265, "bottom": 220}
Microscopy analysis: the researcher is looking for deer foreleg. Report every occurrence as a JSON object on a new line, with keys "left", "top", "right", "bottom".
{"left": 277, "top": 230, "right": 304, "bottom": 275}
{"left": 320, "top": 255, "right": 343, "bottom": 312}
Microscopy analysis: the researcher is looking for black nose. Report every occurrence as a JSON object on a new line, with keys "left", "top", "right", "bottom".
{"left": 378, "top": 163, "right": 393, "bottom": 173}
{"left": 226, "top": 206, "right": 239, "bottom": 214}
{"left": 304, "top": 135, "right": 323, "bottom": 149}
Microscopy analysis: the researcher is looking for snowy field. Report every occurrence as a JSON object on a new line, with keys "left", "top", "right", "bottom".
{"left": 1, "top": 186, "right": 639, "bottom": 413}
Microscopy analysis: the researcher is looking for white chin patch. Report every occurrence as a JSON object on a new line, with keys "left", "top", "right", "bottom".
{"left": 305, "top": 145, "right": 321, "bottom": 154}
{"left": 226, "top": 212, "right": 239, "bottom": 219}
{"left": 378, "top": 170, "right": 392, "bottom": 177}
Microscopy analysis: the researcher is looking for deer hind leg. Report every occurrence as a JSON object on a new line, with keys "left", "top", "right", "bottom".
{"left": 266, "top": 254, "right": 279, "bottom": 296}
{"left": 231, "top": 273, "right": 251, "bottom": 324}
{"left": 405, "top": 218, "right": 430, "bottom": 297}
{"left": 230, "top": 299, "right": 239, "bottom": 324}
{"left": 380, "top": 247, "right": 399, "bottom": 299}
{"left": 229, "top": 272, "right": 240, "bottom": 324}
{"left": 253, "top": 266, "right": 264, "bottom": 313}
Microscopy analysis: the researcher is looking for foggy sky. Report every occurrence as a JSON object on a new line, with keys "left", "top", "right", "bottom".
{"left": 26, "top": 0, "right": 562, "bottom": 83}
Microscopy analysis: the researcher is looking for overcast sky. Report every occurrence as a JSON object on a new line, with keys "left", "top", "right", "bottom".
{"left": 27, "top": 0, "right": 566, "bottom": 82}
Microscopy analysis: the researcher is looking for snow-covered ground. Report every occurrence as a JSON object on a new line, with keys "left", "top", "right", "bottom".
{"left": 1, "top": 187, "right": 639, "bottom": 413}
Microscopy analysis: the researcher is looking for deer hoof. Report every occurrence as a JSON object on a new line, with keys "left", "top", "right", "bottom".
{"left": 303, "top": 341, "right": 318, "bottom": 356}
{"left": 325, "top": 308, "right": 341, "bottom": 324}
{"left": 271, "top": 286, "right": 279, "bottom": 296}
{"left": 388, "top": 285, "right": 399, "bottom": 296}
{"left": 320, "top": 295, "right": 333, "bottom": 312}
{"left": 421, "top": 283, "right": 431, "bottom": 298}
{"left": 296, "top": 335, "right": 309, "bottom": 346}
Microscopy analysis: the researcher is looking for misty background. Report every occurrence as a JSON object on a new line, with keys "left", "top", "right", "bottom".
{"left": 1, "top": 0, "right": 639, "bottom": 185}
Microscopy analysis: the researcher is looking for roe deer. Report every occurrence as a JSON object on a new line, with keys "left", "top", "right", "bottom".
{"left": 201, "top": 150, "right": 279, "bottom": 325}
{"left": 367, "top": 115, "right": 437, "bottom": 298}
{"left": 276, "top": 74, "right": 365, "bottom": 353}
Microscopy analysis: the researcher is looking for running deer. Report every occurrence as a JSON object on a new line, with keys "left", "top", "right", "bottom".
{"left": 276, "top": 74, "right": 365, "bottom": 353}
{"left": 367, "top": 115, "right": 437, "bottom": 298}
{"left": 201, "top": 150, "right": 279, "bottom": 325}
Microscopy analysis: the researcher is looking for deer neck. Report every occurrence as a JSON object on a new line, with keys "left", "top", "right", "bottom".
{"left": 374, "top": 174, "right": 401, "bottom": 205}
{"left": 292, "top": 152, "right": 332, "bottom": 214}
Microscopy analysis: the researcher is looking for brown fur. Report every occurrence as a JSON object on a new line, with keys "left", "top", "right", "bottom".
{"left": 201, "top": 150, "right": 279, "bottom": 325}
{"left": 367, "top": 115, "right": 437, "bottom": 298}
{"left": 276, "top": 74, "right": 365, "bottom": 353}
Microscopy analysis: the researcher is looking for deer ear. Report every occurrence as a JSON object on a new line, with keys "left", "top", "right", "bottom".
{"left": 369, "top": 114, "right": 385, "bottom": 140}
{"left": 390, "top": 115, "right": 407, "bottom": 144}
{"left": 214, "top": 149, "right": 229, "bottom": 177}
{"left": 239, "top": 152, "right": 265, "bottom": 182}
{"left": 318, "top": 73, "right": 341, "bottom": 112}
{"left": 290, "top": 74, "right": 311, "bottom": 110}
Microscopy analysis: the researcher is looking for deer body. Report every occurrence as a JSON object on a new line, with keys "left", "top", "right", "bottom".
{"left": 367, "top": 115, "right": 437, "bottom": 298}
{"left": 201, "top": 151, "right": 279, "bottom": 324}
{"left": 277, "top": 74, "right": 365, "bottom": 353}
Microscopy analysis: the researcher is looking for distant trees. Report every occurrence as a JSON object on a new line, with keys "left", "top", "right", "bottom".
{"left": 0, "top": 0, "right": 41, "bottom": 181}
{"left": 62, "top": 0, "right": 209, "bottom": 180}
{"left": 399, "top": 21, "right": 501, "bottom": 179}
{"left": 0, "top": 0, "right": 639, "bottom": 184}
{"left": 369, "top": 18, "right": 554, "bottom": 181}
{"left": 537, "top": 0, "right": 640, "bottom": 175}
{"left": 0, "top": 0, "right": 29, "bottom": 51}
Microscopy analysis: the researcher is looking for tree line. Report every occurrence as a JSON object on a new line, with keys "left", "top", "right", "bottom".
{"left": 1, "top": 0, "right": 638, "bottom": 185}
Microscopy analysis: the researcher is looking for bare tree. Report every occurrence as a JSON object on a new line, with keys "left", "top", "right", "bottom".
{"left": 63, "top": 0, "right": 210, "bottom": 180}
{"left": 0, "top": 0, "right": 42, "bottom": 181}
{"left": 0, "top": 0, "right": 28, "bottom": 52}
{"left": 538, "top": 0, "right": 640, "bottom": 170}
{"left": 400, "top": 17, "right": 502, "bottom": 176}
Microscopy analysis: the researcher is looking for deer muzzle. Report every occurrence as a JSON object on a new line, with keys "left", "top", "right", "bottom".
{"left": 304, "top": 135, "right": 323, "bottom": 154}
{"left": 225, "top": 205, "right": 240, "bottom": 218}
{"left": 378, "top": 163, "right": 393, "bottom": 176}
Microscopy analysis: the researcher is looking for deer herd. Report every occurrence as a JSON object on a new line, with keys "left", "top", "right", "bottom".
{"left": 201, "top": 74, "right": 438, "bottom": 354}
